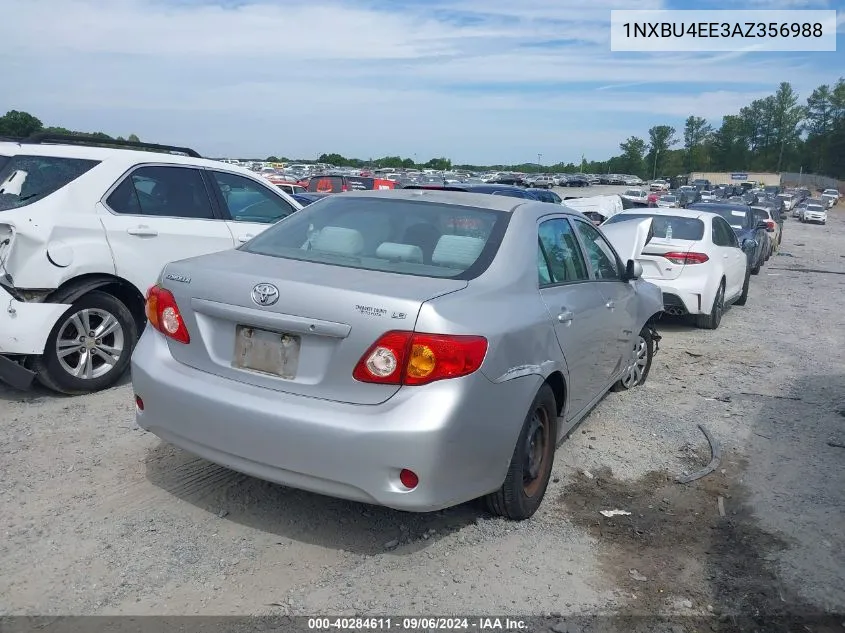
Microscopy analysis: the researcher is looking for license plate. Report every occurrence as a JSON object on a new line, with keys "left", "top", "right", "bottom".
{"left": 232, "top": 326, "right": 300, "bottom": 379}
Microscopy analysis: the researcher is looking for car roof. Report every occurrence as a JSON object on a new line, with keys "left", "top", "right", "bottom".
{"left": 336, "top": 188, "right": 559, "bottom": 214}
{"left": 2, "top": 140, "right": 253, "bottom": 172}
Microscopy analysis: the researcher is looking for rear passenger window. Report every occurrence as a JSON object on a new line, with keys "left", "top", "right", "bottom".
{"left": 538, "top": 219, "right": 590, "bottom": 284}
{"left": 106, "top": 166, "right": 215, "bottom": 219}
{"left": 211, "top": 171, "right": 296, "bottom": 224}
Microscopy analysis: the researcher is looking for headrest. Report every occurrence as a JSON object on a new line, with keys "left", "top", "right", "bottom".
{"left": 312, "top": 226, "right": 364, "bottom": 255}
{"left": 431, "top": 235, "right": 485, "bottom": 269}
{"left": 375, "top": 242, "right": 424, "bottom": 263}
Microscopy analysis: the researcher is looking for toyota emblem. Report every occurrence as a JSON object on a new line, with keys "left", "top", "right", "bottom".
{"left": 251, "top": 283, "right": 279, "bottom": 307}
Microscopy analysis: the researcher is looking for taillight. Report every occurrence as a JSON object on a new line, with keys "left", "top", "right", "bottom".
{"left": 663, "top": 251, "right": 709, "bottom": 265}
{"left": 765, "top": 220, "right": 775, "bottom": 230}
{"left": 144, "top": 285, "right": 190, "bottom": 343}
{"left": 352, "top": 331, "right": 488, "bottom": 386}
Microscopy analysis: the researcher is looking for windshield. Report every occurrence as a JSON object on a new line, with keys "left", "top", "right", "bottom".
{"left": 603, "top": 213, "right": 704, "bottom": 240}
{"left": 806, "top": 205, "right": 824, "bottom": 211}
{"left": 0, "top": 155, "right": 100, "bottom": 211}
{"left": 240, "top": 196, "right": 509, "bottom": 280}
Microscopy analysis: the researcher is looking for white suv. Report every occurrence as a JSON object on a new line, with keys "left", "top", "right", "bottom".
{"left": 0, "top": 136, "right": 302, "bottom": 394}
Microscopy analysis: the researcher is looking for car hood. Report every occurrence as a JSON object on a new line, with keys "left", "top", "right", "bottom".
{"left": 601, "top": 217, "right": 653, "bottom": 262}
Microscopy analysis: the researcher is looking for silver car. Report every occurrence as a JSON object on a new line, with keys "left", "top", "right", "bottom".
{"left": 131, "top": 190, "right": 664, "bottom": 520}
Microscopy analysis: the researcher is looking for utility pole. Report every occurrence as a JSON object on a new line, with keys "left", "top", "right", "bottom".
{"left": 538, "top": 153, "right": 542, "bottom": 172}
{"left": 652, "top": 149, "right": 659, "bottom": 180}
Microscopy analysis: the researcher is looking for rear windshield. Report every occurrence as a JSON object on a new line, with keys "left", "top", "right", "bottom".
{"left": 308, "top": 176, "right": 344, "bottom": 193}
{"left": 702, "top": 207, "right": 750, "bottom": 229}
{"left": 0, "top": 155, "right": 99, "bottom": 211}
{"left": 603, "top": 213, "right": 704, "bottom": 240}
{"left": 241, "top": 196, "right": 509, "bottom": 279}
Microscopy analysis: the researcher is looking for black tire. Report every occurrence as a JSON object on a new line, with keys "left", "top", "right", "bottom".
{"left": 610, "top": 326, "right": 654, "bottom": 391}
{"left": 485, "top": 384, "right": 558, "bottom": 521}
{"left": 734, "top": 268, "right": 750, "bottom": 306}
{"left": 751, "top": 258, "right": 761, "bottom": 275}
{"left": 35, "top": 291, "right": 138, "bottom": 395}
{"left": 695, "top": 280, "right": 725, "bottom": 330}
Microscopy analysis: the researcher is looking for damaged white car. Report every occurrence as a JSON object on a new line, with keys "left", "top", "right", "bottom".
{"left": 0, "top": 136, "right": 301, "bottom": 393}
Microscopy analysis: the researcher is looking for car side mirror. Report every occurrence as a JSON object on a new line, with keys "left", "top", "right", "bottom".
{"left": 623, "top": 259, "right": 642, "bottom": 281}
{"left": 742, "top": 238, "right": 758, "bottom": 249}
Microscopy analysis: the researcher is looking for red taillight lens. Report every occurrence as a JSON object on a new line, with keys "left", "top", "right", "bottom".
{"left": 663, "top": 251, "right": 709, "bottom": 265}
{"left": 352, "top": 331, "right": 488, "bottom": 386}
{"left": 765, "top": 220, "right": 775, "bottom": 230}
{"left": 144, "top": 284, "right": 190, "bottom": 343}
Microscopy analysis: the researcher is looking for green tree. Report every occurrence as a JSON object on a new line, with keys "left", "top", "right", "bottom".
{"left": 127, "top": 133, "right": 140, "bottom": 142}
{"left": 266, "top": 155, "right": 280, "bottom": 162}
{"left": 646, "top": 125, "right": 678, "bottom": 178}
{"left": 618, "top": 136, "right": 647, "bottom": 176}
{"left": 683, "top": 116, "right": 713, "bottom": 171}
{"left": 424, "top": 157, "right": 452, "bottom": 170}
{"left": 0, "top": 110, "right": 43, "bottom": 137}
{"left": 318, "top": 153, "right": 347, "bottom": 166}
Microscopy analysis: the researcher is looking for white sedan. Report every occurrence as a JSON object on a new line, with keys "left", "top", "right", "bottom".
{"left": 601, "top": 208, "right": 749, "bottom": 330}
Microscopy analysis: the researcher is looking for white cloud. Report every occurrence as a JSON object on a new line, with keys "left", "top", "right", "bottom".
{"left": 0, "top": 0, "right": 837, "bottom": 163}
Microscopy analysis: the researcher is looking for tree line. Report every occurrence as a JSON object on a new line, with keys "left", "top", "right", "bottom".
{"left": 0, "top": 110, "right": 141, "bottom": 144}
{"left": 4, "top": 78, "right": 843, "bottom": 180}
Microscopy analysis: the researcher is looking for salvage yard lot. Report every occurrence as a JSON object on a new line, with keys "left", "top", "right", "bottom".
{"left": 1, "top": 208, "right": 843, "bottom": 622}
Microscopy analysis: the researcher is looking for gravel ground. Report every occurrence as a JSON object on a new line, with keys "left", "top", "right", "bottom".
{"left": 1, "top": 199, "right": 843, "bottom": 624}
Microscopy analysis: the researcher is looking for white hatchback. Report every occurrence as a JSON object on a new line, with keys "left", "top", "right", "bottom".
{"left": 601, "top": 208, "right": 749, "bottom": 329}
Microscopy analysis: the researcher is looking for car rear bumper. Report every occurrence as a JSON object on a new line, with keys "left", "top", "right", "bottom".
{"left": 0, "top": 286, "right": 70, "bottom": 356}
{"left": 644, "top": 277, "right": 713, "bottom": 316}
{"left": 131, "top": 328, "right": 542, "bottom": 513}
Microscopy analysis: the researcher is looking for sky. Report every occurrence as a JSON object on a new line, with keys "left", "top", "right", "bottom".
{"left": 2, "top": 0, "right": 844, "bottom": 165}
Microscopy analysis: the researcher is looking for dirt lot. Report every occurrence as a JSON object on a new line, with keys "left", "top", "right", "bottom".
{"left": 1, "top": 201, "right": 843, "bottom": 628}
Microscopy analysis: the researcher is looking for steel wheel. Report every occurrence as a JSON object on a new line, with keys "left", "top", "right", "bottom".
{"left": 620, "top": 335, "right": 648, "bottom": 388}
{"left": 522, "top": 406, "right": 551, "bottom": 498}
{"left": 55, "top": 308, "right": 125, "bottom": 380}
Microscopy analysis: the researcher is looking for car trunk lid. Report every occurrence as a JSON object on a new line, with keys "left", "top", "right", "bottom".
{"left": 638, "top": 237, "right": 700, "bottom": 280}
{"left": 159, "top": 249, "right": 467, "bottom": 405}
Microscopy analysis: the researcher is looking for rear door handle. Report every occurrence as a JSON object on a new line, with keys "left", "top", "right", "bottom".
{"left": 558, "top": 309, "right": 574, "bottom": 323}
{"left": 237, "top": 234, "right": 254, "bottom": 243}
{"left": 126, "top": 226, "right": 158, "bottom": 237}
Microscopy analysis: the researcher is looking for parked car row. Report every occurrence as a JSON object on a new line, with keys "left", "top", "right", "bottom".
{"left": 600, "top": 198, "right": 787, "bottom": 329}
{"left": 0, "top": 135, "right": 834, "bottom": 525}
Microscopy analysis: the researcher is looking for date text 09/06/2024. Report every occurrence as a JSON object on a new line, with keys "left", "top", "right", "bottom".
{"left": 307, "top": 617, "right": 527, "bottom": 631}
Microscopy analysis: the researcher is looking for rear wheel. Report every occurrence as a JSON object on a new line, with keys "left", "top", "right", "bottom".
{"left": 485, "top": 384, "right": 557, "bottom": 521}
{"left": 35, "top": 291, "right": 137, "bottom": 395}
{"left": 734, "top": 268, "right": 751, "bottom": 306}
{"left": 695, "top": 281, "right": 725, "bottom": 330}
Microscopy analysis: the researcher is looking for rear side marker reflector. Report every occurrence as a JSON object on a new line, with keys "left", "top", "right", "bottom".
{"left": 353, "top": 331, "right": 488, "bottom": 386}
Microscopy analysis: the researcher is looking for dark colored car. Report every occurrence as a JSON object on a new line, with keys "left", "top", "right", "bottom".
{"left": 487, "top": 174, "right": 526, "bottom": 186}
{"left": 402, "top": 183, "right": 543, "bottom": 200}
{"left": 688, "top": 203, "right": 768, "bottom": 274}
{"left": 291, "top": 192, "right": 331, "bottom": 206}
{"left": 529, "top": 188, "right": 563, "bottom": 204}
{"left": 563, "top": 175, "right": 590, "bottom": 187}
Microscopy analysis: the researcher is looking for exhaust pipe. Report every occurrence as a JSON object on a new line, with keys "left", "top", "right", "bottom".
{"left": 663, "top": 306, "right": 686, "bottom": 316}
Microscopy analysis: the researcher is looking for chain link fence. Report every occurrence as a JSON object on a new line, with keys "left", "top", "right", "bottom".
{"left": 780, "top": 172, "right": 843, "bottom": 192}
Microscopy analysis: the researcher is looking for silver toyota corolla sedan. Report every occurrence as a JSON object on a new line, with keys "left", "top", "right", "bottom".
{"left": 131, "top": 189, "right": 664, "bottom": 520}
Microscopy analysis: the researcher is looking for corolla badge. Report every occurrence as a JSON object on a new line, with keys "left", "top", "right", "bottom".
{"left": 251, "top": 283, "right": 279, "bottom": 307}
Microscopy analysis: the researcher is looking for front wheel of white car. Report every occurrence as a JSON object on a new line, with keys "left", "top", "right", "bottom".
{"left": 36, "top": 291, "right": 138, "bottom": 395}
